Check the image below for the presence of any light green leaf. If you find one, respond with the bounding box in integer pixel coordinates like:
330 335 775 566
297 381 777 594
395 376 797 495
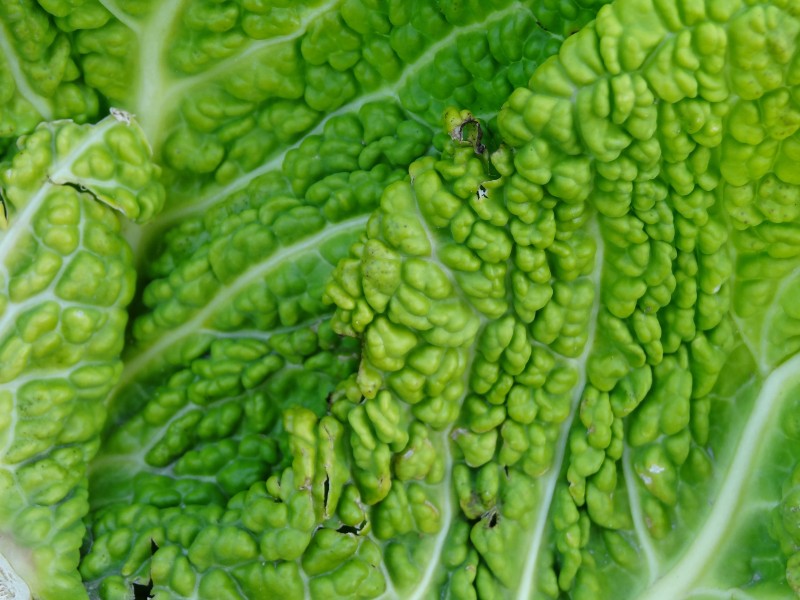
0 113 162 600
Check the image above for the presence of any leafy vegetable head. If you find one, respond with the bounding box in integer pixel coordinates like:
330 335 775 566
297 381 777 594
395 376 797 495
1 1 799 599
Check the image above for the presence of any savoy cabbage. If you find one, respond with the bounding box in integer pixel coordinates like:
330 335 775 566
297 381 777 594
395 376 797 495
1 0 800 599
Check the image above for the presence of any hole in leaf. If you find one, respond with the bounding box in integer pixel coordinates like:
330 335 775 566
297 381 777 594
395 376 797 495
323 475 331 512
337 520 366 535
132 580 154 600
457 117 485 154
488 512 499 528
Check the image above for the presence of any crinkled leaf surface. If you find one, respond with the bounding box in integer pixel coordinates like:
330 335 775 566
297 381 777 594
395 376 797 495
70 1 609 599
0 0 99 150
1 0 799 599
0 114 162 599
83 0 603 410
328 0 800 598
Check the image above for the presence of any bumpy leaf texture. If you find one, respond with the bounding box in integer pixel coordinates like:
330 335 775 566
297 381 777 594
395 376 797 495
0 0 799 599
0 114 163 598
329 1 800 598
61 2 604 599
0 0 99 150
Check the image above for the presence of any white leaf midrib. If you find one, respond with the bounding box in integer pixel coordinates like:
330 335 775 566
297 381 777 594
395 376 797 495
0 549 30 600
0 118 118 340
113 214 370 394
133 0 186 140
0 24 52 120
154 0 541 224
622 444 660 583
516 219 605 600
642 352 800 599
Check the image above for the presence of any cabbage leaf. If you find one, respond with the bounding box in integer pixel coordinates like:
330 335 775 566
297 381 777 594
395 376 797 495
1 1 799 599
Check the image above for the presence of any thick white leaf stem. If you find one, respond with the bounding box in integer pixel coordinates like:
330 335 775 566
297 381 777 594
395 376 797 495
644 352 800 599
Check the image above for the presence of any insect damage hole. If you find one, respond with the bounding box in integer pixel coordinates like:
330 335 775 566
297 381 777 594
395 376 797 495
323 474 331 513
337 521 367 535
132 580 154 600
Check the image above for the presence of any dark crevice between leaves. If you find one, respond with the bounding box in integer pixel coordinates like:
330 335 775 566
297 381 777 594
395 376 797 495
49 177 128 223
50 177 92 197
